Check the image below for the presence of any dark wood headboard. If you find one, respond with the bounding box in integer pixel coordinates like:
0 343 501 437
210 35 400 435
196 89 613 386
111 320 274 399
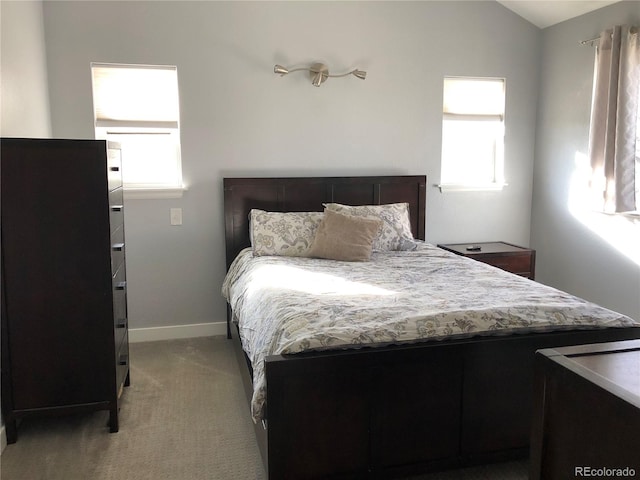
223 175 427 268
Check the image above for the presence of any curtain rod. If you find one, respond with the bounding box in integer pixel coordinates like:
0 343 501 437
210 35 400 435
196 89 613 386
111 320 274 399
580 36 599 46
580 26 637 46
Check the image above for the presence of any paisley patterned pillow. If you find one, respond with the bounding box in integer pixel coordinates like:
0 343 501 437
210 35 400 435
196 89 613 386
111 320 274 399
249 209 324 257
323 202 414 251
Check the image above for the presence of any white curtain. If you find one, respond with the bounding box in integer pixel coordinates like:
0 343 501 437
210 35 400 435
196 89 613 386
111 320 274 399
588 25 640 213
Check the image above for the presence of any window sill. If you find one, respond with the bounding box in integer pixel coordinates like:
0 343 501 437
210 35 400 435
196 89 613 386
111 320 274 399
608 211 640 223
123 186 187 200
436 183 507 193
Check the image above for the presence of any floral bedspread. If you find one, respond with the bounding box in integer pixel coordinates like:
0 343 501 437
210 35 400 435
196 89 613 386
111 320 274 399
222 242 638 422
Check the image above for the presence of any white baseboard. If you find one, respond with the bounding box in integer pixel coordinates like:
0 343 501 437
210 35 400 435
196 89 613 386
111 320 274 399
128 321 227 343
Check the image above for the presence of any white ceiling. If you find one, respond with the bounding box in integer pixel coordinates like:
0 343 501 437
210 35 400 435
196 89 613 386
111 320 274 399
496 0 622 29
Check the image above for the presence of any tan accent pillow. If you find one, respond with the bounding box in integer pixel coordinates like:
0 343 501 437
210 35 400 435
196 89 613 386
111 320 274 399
323 202 415 251
307 209 382 262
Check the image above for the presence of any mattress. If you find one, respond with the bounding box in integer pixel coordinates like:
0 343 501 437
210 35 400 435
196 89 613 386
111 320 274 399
222 242 638 422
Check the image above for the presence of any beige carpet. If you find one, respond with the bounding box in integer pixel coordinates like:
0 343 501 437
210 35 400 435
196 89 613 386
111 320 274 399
0 337 528 480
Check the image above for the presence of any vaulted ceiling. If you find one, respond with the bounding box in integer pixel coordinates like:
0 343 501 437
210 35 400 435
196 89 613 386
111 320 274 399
496 0 621 29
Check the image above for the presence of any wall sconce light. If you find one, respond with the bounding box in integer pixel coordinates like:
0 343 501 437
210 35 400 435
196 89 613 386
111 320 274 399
274 63 367 87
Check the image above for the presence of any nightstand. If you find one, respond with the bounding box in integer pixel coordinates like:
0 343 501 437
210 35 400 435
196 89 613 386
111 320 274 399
437 241 536 280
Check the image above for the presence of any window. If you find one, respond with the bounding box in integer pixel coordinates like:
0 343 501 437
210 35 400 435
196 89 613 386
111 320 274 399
91 63 183 198
439 77 506 192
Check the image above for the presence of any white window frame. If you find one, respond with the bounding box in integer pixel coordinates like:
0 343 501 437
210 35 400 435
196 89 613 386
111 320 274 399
91 63 185 199
439 76 506 192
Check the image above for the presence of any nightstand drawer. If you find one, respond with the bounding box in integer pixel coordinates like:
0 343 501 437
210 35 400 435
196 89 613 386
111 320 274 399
437 242 536 280
479 254 532 276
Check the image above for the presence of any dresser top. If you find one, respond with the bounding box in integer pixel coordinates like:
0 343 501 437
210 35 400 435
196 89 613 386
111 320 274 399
540 339 640 403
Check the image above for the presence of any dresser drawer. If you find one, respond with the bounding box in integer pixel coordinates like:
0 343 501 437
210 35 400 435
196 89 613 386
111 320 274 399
114 314 128 359
109 188 124 235
113 266 127 349
112 263 126 293
107 148 122 191
111 227 125 274
116 333 130 396
112 262 127 301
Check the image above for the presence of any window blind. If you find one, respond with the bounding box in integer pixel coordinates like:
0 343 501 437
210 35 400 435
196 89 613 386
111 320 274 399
443 77 505 118
91 64 179 128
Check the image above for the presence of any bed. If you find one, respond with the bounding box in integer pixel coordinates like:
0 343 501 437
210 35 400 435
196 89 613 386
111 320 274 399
222 175 640 479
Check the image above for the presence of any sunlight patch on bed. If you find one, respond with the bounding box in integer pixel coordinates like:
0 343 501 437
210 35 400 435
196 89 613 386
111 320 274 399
569 151 640 266
246 264 397 296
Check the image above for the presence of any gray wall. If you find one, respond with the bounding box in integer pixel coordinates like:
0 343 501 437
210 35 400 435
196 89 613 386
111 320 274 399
0 0 53 450
41 1 541 332
532 0 640 320
1 0 51 137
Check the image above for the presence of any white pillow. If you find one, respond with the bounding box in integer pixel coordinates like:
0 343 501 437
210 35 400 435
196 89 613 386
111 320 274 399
323 203 415 251
249 209 324 257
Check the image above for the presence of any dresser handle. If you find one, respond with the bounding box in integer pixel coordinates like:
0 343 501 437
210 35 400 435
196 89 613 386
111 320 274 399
112 243 125 251
118 355 128 366
110 166 120 172
111 205 123 212
116 319 127 329
115 281 126 291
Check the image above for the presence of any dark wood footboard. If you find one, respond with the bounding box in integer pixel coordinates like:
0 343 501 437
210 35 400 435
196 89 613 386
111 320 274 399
253 327 640 479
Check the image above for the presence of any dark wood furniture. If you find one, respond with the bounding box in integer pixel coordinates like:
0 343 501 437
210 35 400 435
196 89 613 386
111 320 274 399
223 175 640 479
438 241 536 279
223 176 426 268
1 138 130 443
530 340 640 480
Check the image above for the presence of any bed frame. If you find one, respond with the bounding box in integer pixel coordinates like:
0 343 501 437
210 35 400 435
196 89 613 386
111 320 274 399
223 175 640 479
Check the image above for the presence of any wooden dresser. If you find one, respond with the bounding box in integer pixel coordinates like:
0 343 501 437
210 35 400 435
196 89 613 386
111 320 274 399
530 340 640 479
1 138 130 443
438 241 536 279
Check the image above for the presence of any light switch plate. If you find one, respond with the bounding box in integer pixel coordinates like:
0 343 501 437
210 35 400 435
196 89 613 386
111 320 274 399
170 208 182 226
